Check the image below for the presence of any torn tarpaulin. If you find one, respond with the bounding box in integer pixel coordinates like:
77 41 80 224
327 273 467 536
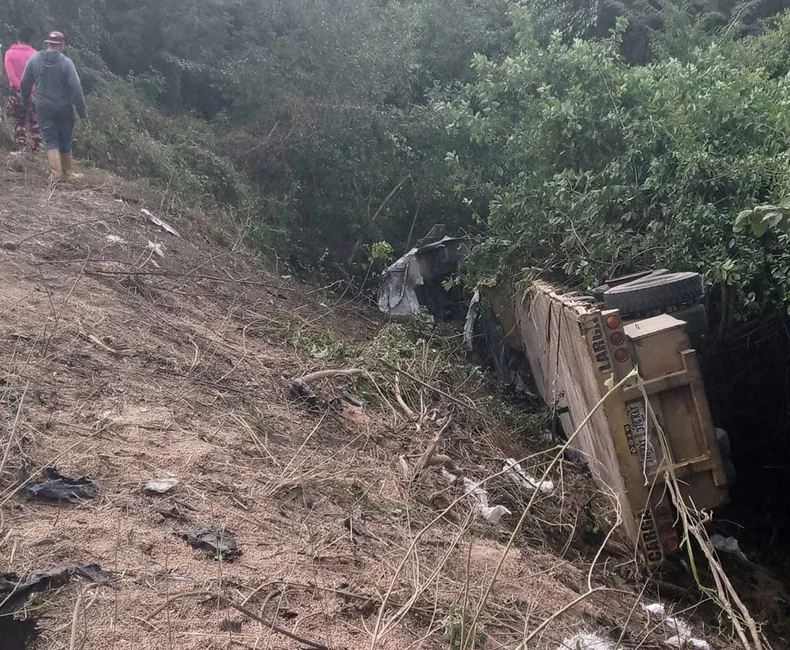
176 526 240 561
0 564 113 650
23 468 98 502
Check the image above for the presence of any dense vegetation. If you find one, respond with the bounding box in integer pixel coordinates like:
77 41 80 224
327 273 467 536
3 0 790 328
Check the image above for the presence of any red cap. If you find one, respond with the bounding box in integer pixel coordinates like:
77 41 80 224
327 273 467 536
44 31 65 45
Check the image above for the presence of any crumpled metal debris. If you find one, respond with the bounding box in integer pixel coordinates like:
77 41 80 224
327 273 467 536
377 235 473 318
176 526 240 561
23 468 98 502
0 564 113 650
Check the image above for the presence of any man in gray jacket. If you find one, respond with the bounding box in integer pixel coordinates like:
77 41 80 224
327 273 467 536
20 30 87 179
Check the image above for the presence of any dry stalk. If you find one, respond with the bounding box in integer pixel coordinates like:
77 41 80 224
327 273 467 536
298 368 364 383
146 590 329 649
367 447 552 650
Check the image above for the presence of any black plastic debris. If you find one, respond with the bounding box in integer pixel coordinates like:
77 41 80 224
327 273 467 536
288 377 328 411
23 468 98 502
176 526 240 561
0 564 113 650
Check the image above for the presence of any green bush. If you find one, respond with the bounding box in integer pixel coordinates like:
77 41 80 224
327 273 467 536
440 14 790 323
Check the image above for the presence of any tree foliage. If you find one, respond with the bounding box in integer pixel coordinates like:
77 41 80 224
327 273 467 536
440 12 790 322
4 0 790 321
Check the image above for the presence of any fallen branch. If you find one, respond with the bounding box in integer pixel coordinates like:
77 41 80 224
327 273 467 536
393 373 416 419
413 416 454 475
382 362 480 413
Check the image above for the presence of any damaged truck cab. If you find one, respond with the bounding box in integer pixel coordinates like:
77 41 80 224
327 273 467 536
485 278 730 567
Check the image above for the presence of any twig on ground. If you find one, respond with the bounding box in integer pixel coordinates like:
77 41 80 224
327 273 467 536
382 361 480 413
146 589 329 649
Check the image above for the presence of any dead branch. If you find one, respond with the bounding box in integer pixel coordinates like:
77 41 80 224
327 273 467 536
146 590 329 650
414 416 454 475
393 373 416 419
382 361 480 413
298 368 364 383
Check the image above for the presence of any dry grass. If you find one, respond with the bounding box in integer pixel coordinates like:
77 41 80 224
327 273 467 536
0 154 741 650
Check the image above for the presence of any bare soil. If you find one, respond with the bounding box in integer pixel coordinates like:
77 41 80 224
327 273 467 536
0 154 740 650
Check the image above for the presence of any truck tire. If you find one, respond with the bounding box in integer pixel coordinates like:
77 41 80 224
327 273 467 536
603 272 703 316
592 269 668 302
715 427 731 458
672 303 708 337
723 457 737 486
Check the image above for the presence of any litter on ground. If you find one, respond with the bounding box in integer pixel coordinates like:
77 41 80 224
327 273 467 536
141 208 181 238
504 457 555 493
0 564 113 650
144 477 179 494
556 632 613 650
176 526 241 561
462 476 511 524
23 467 98 502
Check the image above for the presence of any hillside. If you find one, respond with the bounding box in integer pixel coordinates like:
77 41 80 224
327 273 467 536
0 157 752 650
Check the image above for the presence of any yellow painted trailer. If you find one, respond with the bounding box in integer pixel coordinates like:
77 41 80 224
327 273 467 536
485 279 730 566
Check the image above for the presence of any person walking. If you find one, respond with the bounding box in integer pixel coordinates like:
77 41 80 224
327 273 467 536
4 26 42 153
20 30 87 179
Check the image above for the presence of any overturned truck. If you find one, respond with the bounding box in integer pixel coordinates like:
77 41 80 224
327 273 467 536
483 272 732 566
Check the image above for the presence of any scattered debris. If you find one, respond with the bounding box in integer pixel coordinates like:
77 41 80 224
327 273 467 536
710 533 750 564
556 633 613 650
288 369 365 413
105 234 126 245
378 235 473 318
0 564 113 650
23 467 98 502
176 526 240 561
288 376 326 410
141 208 181 238
147 240 166 258
462 476 511 525
342 390 363 407
503 458 554 493
641 602 711 650
144 477 179 494
2 240 19 251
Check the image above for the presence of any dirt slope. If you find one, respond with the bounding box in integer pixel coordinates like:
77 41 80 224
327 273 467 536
0 156 736 650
